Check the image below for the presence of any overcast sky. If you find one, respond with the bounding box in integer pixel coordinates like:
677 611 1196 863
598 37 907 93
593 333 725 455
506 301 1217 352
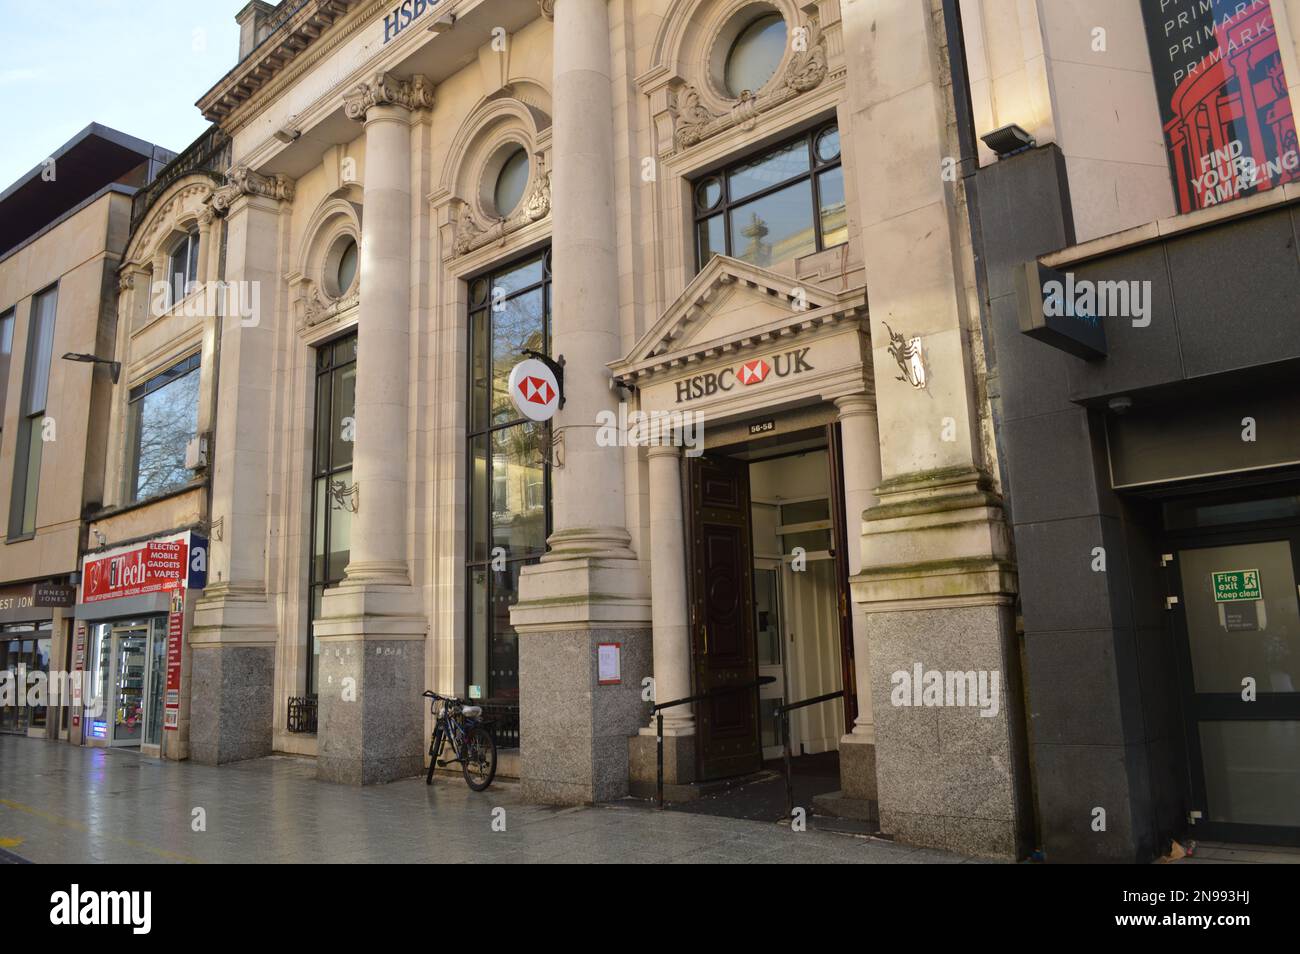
0 0 246 187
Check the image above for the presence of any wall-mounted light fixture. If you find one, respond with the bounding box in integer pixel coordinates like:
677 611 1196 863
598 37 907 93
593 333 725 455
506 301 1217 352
980 123 1036 159
61 352 121 384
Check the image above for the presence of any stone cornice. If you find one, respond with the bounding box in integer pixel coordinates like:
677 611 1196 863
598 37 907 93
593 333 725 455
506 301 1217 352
209 165 297 215
342 71 436 121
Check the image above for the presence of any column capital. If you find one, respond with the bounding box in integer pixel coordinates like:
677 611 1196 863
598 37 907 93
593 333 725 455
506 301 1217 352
342 71 435 122
835 391 877 418
209 165 296 216
538 0 554 20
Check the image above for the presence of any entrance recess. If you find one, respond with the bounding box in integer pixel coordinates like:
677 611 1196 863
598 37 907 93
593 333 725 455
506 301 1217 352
87 619 167 748
1165 490 1300 846
687 427 853 783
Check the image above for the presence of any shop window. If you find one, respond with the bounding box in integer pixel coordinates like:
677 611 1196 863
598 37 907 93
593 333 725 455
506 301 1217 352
0 621 52 734
126 353 201 503
8 285 58 539
724 12 787 97
307 332 357 695
694 122 845 271
167 228 201 309
466 249 551 713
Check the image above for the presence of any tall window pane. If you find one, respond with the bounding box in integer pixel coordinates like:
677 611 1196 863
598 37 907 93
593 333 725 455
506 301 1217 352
466 249 551 714
129 354 200 502
307 331 357 696
10 286 59 537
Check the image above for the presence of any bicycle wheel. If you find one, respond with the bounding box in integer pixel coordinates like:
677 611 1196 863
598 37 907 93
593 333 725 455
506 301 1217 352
461 724 497 791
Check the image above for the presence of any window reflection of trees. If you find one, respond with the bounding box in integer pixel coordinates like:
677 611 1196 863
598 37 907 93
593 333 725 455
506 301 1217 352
131 360 200 501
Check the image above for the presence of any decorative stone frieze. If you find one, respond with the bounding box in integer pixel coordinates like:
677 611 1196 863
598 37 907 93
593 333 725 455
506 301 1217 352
298 278 361 333
342 71 435 122
672 19 828 152
450 168 552 257
209 165 296 215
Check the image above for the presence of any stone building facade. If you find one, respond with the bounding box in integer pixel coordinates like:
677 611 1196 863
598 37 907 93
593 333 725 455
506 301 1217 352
18 0 1299 863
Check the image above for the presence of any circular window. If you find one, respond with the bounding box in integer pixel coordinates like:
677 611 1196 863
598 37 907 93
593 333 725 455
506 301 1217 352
695 176 723 212
335 238 359 295
724 13 787 97
815 125 841 163
493 148 530 216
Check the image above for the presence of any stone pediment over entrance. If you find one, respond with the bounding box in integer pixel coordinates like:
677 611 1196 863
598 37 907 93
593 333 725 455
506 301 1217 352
612 255 867 383
612 256 870 424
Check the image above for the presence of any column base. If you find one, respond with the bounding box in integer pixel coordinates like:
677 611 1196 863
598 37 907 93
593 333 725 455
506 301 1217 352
851 468 1031 860
838 734 878 803
188 644 274 765
628 731 695 788
189 583 277 766
315 581 427 786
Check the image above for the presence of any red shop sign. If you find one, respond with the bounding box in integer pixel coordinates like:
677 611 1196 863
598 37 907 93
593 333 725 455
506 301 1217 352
81 540 189 604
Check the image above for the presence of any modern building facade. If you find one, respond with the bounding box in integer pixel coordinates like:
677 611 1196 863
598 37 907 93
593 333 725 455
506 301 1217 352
9 0 1297 864
0 125 174 745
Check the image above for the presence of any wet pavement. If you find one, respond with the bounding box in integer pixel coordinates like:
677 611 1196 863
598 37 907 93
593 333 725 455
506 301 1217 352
0 735 975 864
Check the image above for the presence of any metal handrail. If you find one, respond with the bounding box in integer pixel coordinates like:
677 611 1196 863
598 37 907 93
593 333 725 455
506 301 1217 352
651 676 776 808
776 689 845 819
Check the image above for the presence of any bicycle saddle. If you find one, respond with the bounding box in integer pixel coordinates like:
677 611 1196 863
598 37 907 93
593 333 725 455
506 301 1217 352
461 706 482 718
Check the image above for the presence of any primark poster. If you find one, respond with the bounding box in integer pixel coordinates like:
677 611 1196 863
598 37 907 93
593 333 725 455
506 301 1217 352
1142 0 1299 212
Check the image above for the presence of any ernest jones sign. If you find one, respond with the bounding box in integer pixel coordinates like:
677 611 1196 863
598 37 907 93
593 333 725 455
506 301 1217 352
1142 0 1299 213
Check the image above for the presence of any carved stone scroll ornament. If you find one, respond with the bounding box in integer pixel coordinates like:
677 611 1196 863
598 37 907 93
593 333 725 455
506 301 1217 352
671 19 828 153
299 277 361 332
538 0 554 20
451 169 552 257
342 71 435 122
209 165 296 215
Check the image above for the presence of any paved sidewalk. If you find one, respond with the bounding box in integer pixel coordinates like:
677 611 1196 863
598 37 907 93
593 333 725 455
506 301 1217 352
0 735 976 864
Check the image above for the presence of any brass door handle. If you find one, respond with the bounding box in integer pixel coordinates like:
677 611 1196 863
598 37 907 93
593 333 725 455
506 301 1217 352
702 624 709 655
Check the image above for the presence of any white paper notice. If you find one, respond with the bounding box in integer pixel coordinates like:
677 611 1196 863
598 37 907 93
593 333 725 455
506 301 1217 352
597 643 621 685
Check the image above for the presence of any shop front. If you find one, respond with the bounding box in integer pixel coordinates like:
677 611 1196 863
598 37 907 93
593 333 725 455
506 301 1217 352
0 582 76 737
73 531 207 758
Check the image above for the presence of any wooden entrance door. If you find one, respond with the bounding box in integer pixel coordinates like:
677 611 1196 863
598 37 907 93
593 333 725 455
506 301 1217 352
688 455 762 780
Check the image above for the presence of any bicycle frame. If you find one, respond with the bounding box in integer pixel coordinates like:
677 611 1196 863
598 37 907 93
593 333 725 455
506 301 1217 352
428 696 482 767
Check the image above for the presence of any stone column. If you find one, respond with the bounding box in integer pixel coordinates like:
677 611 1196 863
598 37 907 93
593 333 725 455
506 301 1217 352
840 0 1030 858
833 392 882 814
628 444 693 790
512 0 652 804
312 73 434 785
189 168 294 765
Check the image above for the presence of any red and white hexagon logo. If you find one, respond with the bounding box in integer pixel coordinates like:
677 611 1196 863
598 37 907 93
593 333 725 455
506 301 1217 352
508 358 560 422
738 359 770 386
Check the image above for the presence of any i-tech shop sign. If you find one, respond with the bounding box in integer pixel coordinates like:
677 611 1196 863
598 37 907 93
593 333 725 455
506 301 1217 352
674 348 813 403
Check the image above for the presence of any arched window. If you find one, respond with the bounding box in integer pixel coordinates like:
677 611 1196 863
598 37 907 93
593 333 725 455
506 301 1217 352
168 229 200 308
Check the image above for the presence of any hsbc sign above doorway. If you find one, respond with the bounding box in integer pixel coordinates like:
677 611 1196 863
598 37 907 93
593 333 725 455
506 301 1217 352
508 358 561 422
674 348 813 404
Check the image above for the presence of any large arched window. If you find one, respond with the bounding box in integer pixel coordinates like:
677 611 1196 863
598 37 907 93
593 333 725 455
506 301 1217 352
465 248 552 742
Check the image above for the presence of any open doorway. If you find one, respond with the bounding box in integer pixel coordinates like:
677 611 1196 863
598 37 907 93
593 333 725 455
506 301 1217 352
686 426 854 795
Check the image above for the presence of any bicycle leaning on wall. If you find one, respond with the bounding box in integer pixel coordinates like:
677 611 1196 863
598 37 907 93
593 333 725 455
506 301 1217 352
422 690 497 791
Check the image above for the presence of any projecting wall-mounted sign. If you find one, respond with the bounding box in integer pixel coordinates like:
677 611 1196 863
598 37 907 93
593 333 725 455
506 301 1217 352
1015 261 1108 360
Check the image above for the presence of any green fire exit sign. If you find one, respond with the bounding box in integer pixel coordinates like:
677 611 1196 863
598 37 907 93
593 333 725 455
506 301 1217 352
1212 569 1262 603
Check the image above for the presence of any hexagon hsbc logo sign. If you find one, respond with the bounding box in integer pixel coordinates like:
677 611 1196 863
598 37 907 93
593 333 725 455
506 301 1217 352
738 359 770 385
675 348 813 404
508 358 561 422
